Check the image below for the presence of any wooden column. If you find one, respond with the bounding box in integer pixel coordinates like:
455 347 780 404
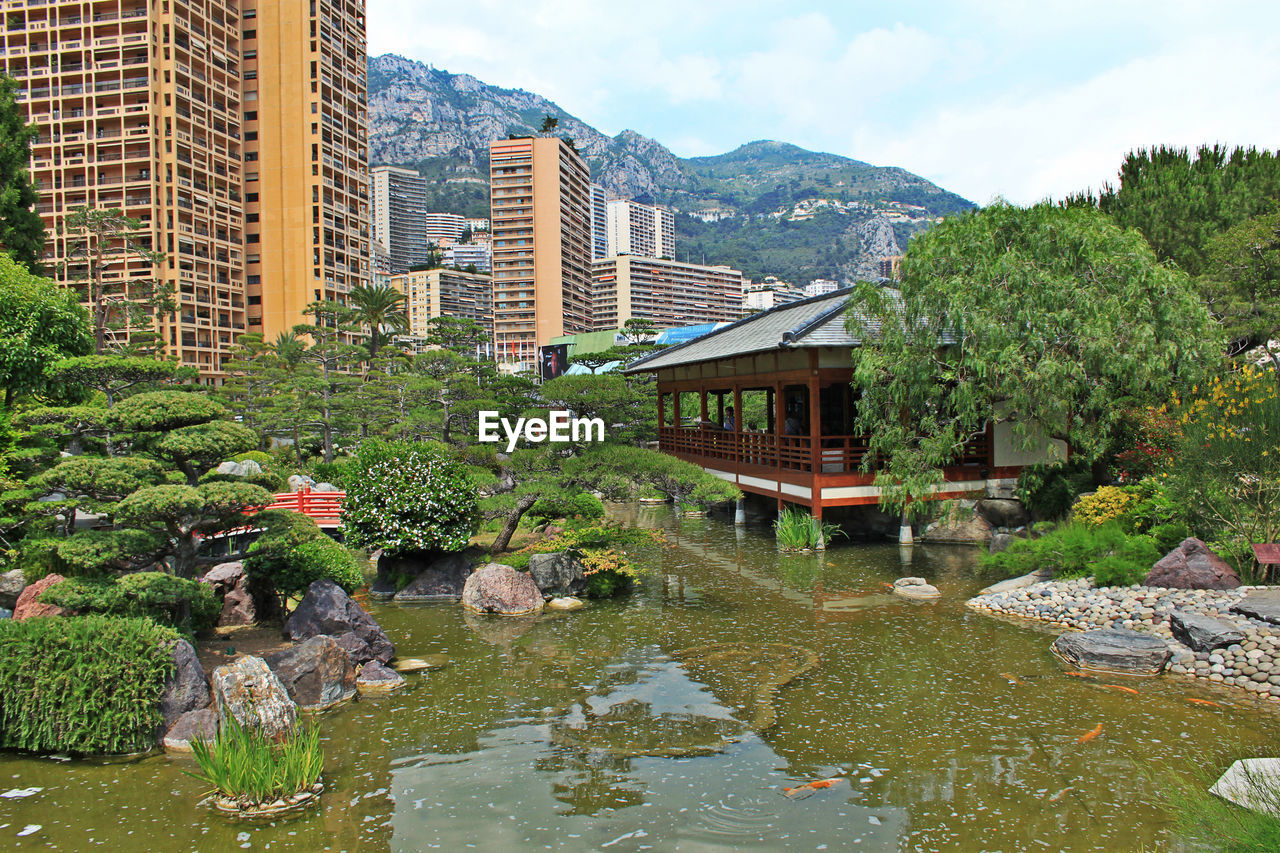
716 392 724 427
733 386 742 431
673 391 681 426
699 388 708 425
808 352 821 476
657 391 665 429
774 380 786 471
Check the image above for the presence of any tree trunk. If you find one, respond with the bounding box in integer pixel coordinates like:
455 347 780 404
492 494 537 553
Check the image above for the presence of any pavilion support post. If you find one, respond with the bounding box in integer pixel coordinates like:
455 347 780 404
898 508 914 545
700 388 708 426
812 501 826 550
734 498 746 525
716 393 724 428
657 392 665 430
808 354 821 474
774 381 786 471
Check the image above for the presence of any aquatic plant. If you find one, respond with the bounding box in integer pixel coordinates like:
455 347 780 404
186 716 323 808
0 615 176 754
1165 762 1280 852
774 507 842 551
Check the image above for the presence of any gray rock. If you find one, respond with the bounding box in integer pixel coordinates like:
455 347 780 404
210 656 297 739
979 569 1054 596
313 481 340 493
287 474 316 492
160 639 210 730
1211 758 1280 816
237 459 263 476
356 660 405 694
922 504 993 544
461 564 544 616
1051 628 1171 674
1232 591 1280 626
285 579 394 664
547 596 585 611
527 552 586 598
0 608 10 619
0 568 27 610
215 460 241 475
163 708 220 752
392 553 474 602
988 533 1016 554
976 499 1030 529
264 636 356 710
201 561 256 627
1170 610 1246 652
1145 538 1241 589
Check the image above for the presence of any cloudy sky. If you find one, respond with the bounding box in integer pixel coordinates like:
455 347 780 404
369 1 1280 205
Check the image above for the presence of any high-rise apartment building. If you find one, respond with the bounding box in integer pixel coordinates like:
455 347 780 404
371 165 426 273
243 0 369 339
592 256 743 330
606 199 674 259
443 242 491 272
3 0 369 379
489 136 592 370
589 183 608 260
805 279 839 297
389 267 493 357
423 212 466 246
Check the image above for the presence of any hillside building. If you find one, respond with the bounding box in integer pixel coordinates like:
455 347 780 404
590 183 608 260
371 166 428 273
423 211 468 246
443 242 491 272
606 199 675 259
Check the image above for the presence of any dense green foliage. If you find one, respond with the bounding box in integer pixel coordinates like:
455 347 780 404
0 615 177 754
850 202 1222 510
0 254 92 407
982 522 1160 587
187 716 324 805
343 440 478 556
0 74 47 271
1167 764 1280 853
243 509 362 604
521 521 661 599
38 572 219 635
528 492 605 524
1015 461 1096 520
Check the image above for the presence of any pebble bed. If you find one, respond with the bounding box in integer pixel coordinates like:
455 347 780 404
967 578 1280 703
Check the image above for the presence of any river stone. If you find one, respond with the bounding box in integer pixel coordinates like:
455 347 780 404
0 608 10 619
201 561 256 627
160 639 210 730
1231 591 1280 626
1170 610 1247 652
528 552 586 598
162 708 220 753
1145 538 1240 589
285 579 394 664
264 635 356 711
1211 758 1280 816
0 568 26 610
1051 628 1171 674
548 596 585 611
979 568 1054 596
393 655 449 673
356 660 405 695
892 577 941 600
976 499 1030 529
210 656 297 739
462 564 544 616
12 573 67 621
392 553 474 602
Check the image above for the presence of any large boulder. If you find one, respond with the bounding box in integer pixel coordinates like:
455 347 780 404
461 564 544 616
285 579 394 664
160 639 210 730
1231 590 1280 626
922 503 993 544
1144 538 1240 589
1051 628 1171 674
1169 610 1247 652
13 573 67 621
0 568 26 610
201 561 256 627
163 708 220 753
391 553 475 602
210 656 297 740
975 499 1030 529
264 635 356 711
527 552 586 599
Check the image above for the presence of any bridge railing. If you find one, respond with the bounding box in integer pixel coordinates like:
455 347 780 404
254 487 346 521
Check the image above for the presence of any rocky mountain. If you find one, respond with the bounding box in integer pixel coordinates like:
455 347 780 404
367 53 975 282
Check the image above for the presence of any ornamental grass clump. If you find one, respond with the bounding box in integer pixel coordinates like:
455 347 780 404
186 716 324 809
774 507 843 551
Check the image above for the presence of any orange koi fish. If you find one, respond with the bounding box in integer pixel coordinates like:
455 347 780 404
1064 671 1094 679
783 778 841 799
1186 698 1223 708
1000 672 1023 685
1103 685 1139 695
1076 723 1103 744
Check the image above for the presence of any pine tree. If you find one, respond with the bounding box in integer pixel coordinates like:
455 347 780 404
0 74 46 271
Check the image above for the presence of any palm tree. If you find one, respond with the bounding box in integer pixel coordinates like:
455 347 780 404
347 282 408 359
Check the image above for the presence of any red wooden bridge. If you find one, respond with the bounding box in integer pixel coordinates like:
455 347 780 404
255 487 346 528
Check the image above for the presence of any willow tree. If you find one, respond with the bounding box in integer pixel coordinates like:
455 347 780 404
849 201 1223 510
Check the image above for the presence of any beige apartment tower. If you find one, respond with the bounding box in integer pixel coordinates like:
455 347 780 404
489 136 592 370
389 267 493 356
2 0 368 379
592 256 744 329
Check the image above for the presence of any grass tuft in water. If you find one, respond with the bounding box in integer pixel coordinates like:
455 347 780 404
1165 762 1280 852
186 716 323 806
774 507 843 551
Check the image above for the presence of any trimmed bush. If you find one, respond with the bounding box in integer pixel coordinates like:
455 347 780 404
342 441 478 556
243 509 362 602
1072 486 1139 527
39 572 219 635
0 615 177 754
529 492 605 524
981 521 1159 585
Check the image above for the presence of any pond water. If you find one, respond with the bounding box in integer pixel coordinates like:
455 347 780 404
2 506 1278 852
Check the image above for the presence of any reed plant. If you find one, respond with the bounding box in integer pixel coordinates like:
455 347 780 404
774 507 843 551
186 716 324 806
1165 761 1280 852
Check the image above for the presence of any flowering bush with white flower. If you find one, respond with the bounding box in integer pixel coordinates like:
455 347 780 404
342 441 478 555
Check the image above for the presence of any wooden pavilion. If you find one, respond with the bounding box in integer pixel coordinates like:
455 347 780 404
622 288 1062 520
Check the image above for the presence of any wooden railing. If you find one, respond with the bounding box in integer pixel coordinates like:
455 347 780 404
658 426 991 474
254 487 345 521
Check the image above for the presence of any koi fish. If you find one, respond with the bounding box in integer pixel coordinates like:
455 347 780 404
1000 672 1023 685
1186 698 1223 708
783 779 841 799
1103 684 1139 695
1076 723 1103 744
1047 786 1075 803
1064 671 1094 679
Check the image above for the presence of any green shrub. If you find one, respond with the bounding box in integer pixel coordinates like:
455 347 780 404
244 509 361 602
528 492 605 524
774 507 844 551
342 441 478 556
1072 486 1140 527
519 521 661 597
231 450 273 467
39 572 219 635
0 615 177 754
1016 461 1094 520
187 715 323 806
981 521 1159 585
308 458 352 489
584 569 632 599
